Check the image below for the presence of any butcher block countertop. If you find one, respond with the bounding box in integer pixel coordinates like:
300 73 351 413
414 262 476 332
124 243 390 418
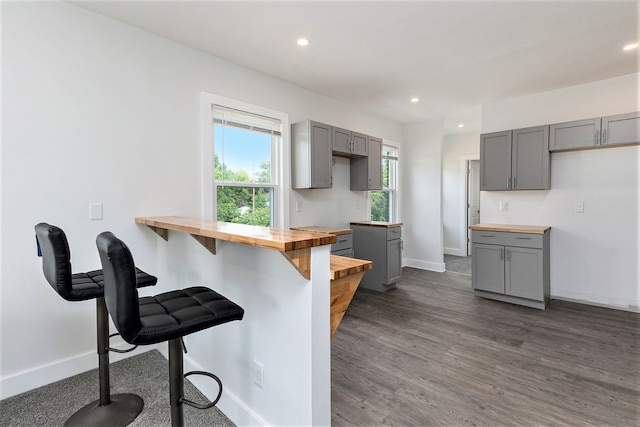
290 226 352 236
350 221 403 228
330 255 372 280
469 223 551 234
135 216 336 279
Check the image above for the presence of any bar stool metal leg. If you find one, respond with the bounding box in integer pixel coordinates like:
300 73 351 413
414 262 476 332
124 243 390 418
64 298 144 427
169 338 185 427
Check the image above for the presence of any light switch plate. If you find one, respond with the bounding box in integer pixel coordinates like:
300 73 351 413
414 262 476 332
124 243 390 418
575 202 584 213
90 203 103 220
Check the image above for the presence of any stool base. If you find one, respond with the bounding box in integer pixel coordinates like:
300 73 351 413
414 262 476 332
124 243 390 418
64 393 144 427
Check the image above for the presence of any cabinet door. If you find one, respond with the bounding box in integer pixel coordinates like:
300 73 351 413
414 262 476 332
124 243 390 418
351 132 369 156
367 136 382 190
309 121 333 188
472 243 505 293
602 112 640 147
332 127 352 155
480 131 511 190
505 247 543 301
549 118 601 151
386 239 402 284
512 126 550 190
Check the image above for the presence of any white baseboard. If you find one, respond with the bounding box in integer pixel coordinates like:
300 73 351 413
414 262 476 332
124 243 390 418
444 247 467 257
551 290 640 313
0 342 159 400
180 351 267 426
404 258 446 273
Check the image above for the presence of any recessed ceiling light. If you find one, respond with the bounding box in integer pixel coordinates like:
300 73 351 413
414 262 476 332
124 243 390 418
297 38 310 47
623 42 639 51
410 97 420 103
457 123 465 128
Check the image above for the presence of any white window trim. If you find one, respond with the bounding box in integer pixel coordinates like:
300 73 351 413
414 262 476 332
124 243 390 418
201 93 290 228
368 140 401 222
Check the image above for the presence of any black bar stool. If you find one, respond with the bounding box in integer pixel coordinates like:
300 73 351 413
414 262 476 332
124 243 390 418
96 231 244 427
34 223 157 426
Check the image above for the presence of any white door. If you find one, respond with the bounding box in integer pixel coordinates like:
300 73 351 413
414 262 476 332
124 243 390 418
467 160 480 255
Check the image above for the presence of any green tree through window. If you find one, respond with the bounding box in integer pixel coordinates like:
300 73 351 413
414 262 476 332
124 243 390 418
370 145 398 222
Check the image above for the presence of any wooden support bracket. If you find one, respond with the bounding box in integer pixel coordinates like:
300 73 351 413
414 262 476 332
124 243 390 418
147 226 168 241
281 248 311 280
190 234 217 255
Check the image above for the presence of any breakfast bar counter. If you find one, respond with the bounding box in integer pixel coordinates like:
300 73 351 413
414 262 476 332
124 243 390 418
135 216 336 279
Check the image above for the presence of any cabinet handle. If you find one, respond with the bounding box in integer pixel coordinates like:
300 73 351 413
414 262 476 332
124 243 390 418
513 177 517 188
603 129 607 145
338 238 348 243
594 130 599 145
506 249 511 262
480 234 494 237
500 248 504 260
516 237 531 240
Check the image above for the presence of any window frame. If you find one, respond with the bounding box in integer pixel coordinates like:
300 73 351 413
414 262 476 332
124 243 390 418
370 141 400 222
201 93 290 228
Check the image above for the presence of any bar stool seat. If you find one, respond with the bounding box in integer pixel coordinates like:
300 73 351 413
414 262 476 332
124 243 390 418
96 231 244 427
34 223 157 426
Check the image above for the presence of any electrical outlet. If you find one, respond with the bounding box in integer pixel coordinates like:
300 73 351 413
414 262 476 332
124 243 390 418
253 361 264 388
575 202 585 213
295 201 302 212
499 201 508 212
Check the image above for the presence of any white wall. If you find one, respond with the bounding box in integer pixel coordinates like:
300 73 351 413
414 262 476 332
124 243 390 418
402 120 446 272
442 133 480 256
1 1 402 422
481 73 640 310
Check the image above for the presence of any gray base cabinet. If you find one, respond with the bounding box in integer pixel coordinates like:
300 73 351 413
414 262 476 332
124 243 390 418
480 125 550 191
331 233 354 258
550 112 640 151
351 224 402 292
471 229 550 309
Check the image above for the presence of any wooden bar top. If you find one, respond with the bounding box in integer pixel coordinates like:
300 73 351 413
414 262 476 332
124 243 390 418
136 216 336 251
469 223 551 234
290 226 352 236
330 255 372 280
350 221 403 228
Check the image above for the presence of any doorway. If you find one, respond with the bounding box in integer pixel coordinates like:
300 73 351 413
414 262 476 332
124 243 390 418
466 159 480 255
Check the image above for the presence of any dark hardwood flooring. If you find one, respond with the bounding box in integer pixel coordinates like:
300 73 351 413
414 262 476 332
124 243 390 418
331 267 640 426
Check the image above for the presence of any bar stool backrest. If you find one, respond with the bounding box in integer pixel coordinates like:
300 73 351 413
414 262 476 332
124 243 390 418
35 223 74 300
96 231 143 343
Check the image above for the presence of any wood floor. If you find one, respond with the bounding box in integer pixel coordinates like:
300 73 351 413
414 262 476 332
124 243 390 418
331 267 640 426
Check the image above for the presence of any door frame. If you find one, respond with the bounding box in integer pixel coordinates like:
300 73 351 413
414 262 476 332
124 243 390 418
461 155 480 256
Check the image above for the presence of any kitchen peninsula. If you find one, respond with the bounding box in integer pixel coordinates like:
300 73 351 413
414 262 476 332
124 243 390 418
134 216 336 425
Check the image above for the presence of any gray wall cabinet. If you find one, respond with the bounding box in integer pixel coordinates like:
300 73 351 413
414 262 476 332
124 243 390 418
480 125 550 191
291 120 332 189
471 229 550 309
332 127 368 157
351 224 402 292
550 112 640 151
350 136 382 190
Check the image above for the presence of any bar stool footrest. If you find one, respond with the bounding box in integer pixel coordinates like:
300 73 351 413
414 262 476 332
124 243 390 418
108 332 138 353
181 371 222 409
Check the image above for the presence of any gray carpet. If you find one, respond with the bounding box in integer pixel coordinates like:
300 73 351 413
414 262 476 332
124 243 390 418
0 350 235 427
444 254 472 275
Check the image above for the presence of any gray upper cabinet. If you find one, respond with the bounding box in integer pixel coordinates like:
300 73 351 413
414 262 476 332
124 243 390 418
480 126 549 191
549 118 602 151
550 112 639 151
602 112 640 147
480 131 512 191
350 136 382 190
291 120 332 189
332 126 368 157
512 126 550 190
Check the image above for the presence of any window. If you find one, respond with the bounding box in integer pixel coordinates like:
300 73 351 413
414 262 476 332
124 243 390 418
371 144 399 222
210 103 282 227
